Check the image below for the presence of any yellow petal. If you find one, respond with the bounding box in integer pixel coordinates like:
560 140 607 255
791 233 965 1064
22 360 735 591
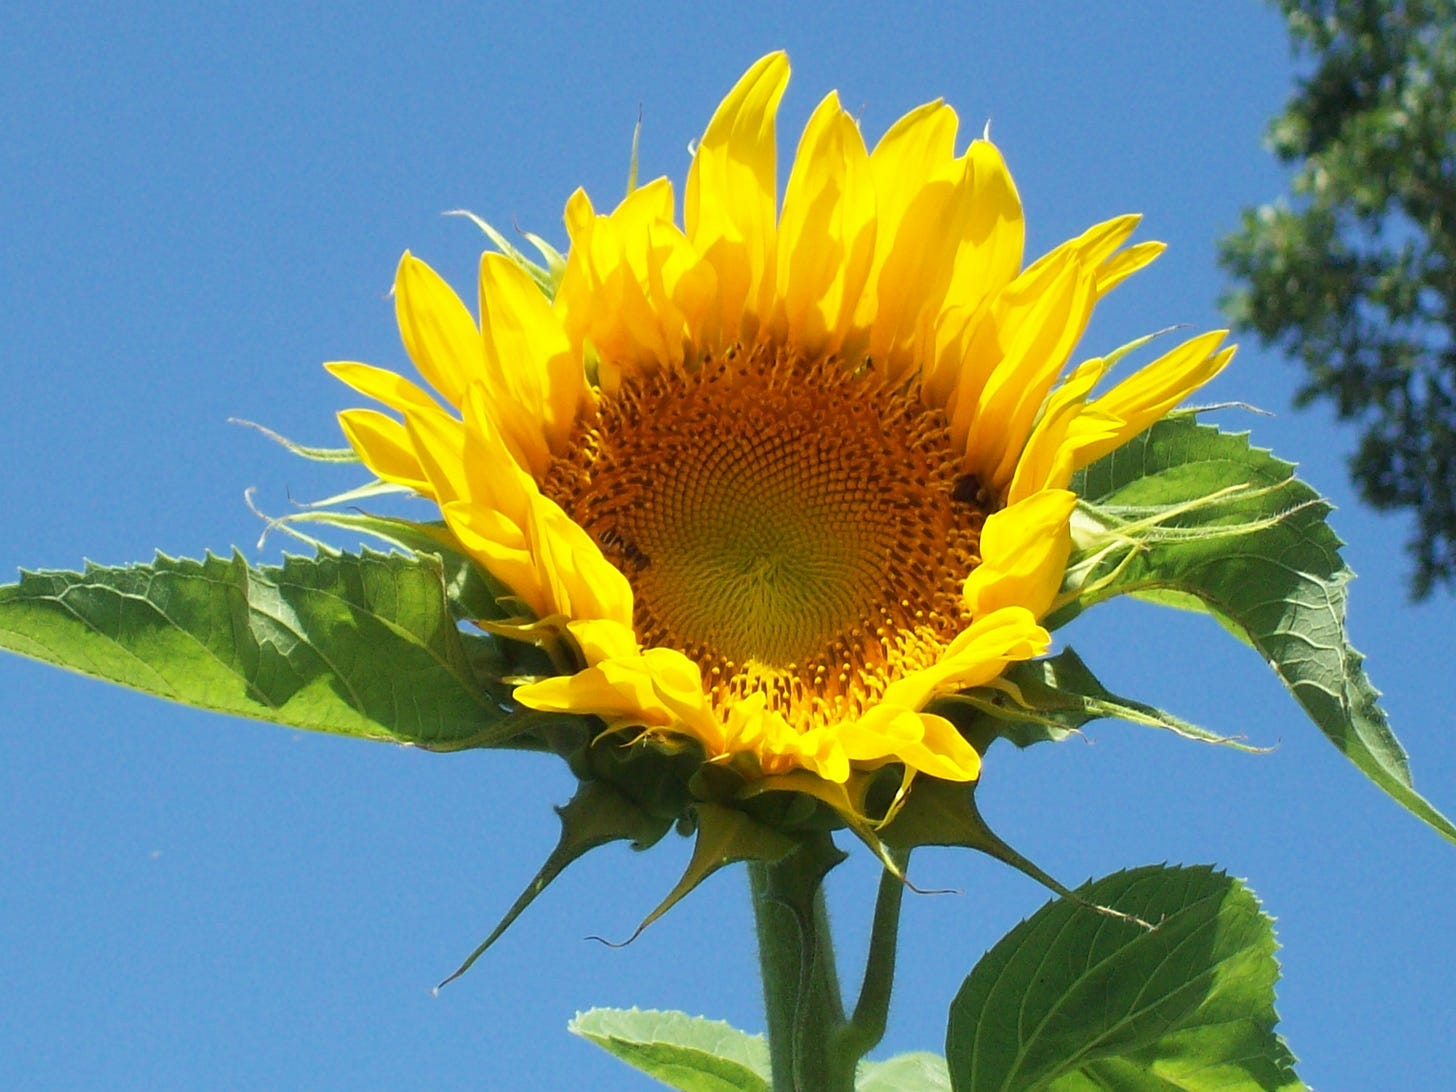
867 100 959 241
854 101 964 375
1069 331 1235 470
684 51 790 343
563 186 596 245
514 657 666 726
336 408 431 494
442 500 541 614
556 180 692 375
840 707 982 782
478 251 584 475
325 359 445 418
438 385 633 627
741 717 851 783
565 617 642 664
925 139 1026 400
1097 240 1164 295
962 490 1077 620
400 389 473 504
931 139 1025 331
456 383 534 519
952 256 1096 488
605 181 698 369
517 621 725 751
774 91 876 356
403 394 540 612
394 252 482 407
956 139 1026 298
527 492 635 628
791 731 851 784
1006 355 1117 502
880 606 1050 711
1021 213 1140 286
909 713 984 780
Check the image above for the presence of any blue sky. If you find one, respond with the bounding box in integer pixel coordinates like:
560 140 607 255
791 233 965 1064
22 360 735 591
3 3 1453 1089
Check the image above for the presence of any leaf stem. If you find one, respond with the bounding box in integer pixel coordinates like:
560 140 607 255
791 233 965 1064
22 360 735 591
835 847 908 1065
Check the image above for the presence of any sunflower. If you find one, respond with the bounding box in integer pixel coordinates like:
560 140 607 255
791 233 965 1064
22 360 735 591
327 52 1232 802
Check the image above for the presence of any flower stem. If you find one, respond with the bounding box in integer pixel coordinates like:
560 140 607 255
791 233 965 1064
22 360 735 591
748 833 851 1092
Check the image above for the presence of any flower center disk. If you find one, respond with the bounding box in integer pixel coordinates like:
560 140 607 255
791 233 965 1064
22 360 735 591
545 346 987 731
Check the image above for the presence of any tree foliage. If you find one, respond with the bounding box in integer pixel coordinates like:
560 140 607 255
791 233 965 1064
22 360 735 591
1220 0 1456 597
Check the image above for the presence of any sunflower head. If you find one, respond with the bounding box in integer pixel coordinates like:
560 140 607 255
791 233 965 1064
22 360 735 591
329 51 1232 830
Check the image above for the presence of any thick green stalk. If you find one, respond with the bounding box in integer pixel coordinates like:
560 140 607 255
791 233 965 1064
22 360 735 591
748 833 851 1092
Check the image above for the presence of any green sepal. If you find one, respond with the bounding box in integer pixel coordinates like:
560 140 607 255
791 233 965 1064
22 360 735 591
230 416 362 463
945 864 1304 1092
612 802 799 946
0 550 518 748
738 769 912 882
437 781 672 989
568 1008 772 1092
583 734 706 823
941 647 1266 754
692 761 874 836
1065 414 1456 845
880 778 1147 928
626 114 642 195
855 1052 951 1091
445 208 563 298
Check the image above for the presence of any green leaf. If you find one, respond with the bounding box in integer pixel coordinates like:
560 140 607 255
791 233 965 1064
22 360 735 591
0 550 518 748
438 781 671 988
569 1008 772 1092
856 1052 951 1091
250 510 514 623
944 647 1263 755
1067 414 1456 845
945 864 1303 1092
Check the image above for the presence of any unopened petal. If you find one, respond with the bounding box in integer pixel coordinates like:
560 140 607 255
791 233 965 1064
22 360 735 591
963 490 1078 620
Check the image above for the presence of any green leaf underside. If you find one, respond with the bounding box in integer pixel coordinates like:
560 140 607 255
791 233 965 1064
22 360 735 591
946 865 1303 1092
571 1010 951 1092
950 648 1263 754
438 782 670 988
0 550 516 748
856 1052 952 1090
1069 415 1456 845
569 1008 772 1092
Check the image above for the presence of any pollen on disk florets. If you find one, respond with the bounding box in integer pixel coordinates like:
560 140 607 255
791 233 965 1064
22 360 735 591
542 344 991 733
